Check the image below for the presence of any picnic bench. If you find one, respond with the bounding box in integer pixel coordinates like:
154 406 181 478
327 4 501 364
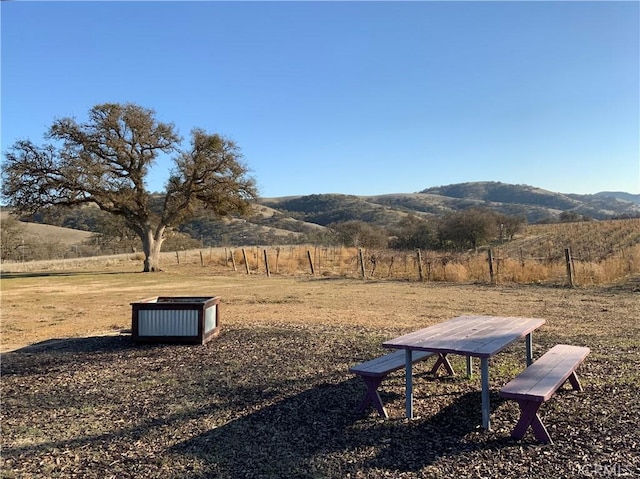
349 349 454 418
499 344 590 444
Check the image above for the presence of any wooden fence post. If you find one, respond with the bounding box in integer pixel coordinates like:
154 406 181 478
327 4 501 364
275 247 281 274
565 247 575 287
416 249 424 281
242 248 250 275
200 251 204 267
387 256 395 278
488 249 495 285
307 250 315 275
263 249 271 277
358 248 366 279
175 251 180 264
231 249 237 272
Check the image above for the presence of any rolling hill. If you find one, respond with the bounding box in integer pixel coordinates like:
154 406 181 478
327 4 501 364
0 209 93 245
260 182 640 227
3 182 639 251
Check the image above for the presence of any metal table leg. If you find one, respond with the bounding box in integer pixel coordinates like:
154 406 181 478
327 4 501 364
526 333 533 366
405 349 413 419
481 357 490 429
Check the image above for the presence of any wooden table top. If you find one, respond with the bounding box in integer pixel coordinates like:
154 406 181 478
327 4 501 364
382 315 546 358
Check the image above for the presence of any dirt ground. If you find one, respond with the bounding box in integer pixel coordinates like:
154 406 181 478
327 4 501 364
1 263 639 478
2 260 638 352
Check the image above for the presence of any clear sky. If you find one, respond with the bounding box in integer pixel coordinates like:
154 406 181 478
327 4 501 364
2 1 639 198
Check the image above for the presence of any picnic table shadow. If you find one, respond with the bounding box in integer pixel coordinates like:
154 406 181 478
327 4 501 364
170 378 511 478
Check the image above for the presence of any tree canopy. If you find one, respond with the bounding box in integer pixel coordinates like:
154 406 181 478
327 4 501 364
1 103 258 271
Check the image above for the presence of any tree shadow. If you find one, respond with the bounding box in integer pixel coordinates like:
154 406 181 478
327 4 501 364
3 333 134 354
1 333 170 377
1 270 140 279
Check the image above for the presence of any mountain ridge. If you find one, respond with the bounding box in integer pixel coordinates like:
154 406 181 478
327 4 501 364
260 181 640 226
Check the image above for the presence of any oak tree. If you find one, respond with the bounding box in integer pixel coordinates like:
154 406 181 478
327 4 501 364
1 103 257 271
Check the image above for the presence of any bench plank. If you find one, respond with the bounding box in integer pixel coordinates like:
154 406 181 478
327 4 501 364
349 350 434 378
499 344 590 443
500 344 590 402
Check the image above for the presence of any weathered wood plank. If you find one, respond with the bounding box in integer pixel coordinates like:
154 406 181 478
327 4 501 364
383 316 546 357
500 344 589 443
349 350 434 377
500 344 590 401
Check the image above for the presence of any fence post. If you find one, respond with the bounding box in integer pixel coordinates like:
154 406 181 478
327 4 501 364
230 249 237 272
565 247 575 287
175 251 180 264
387 256 395 278
263 249 271 277
358 248 366 279
242 248 250 275
200 251 204 267
488 249 495 285
307 250 315 275
416 249 424 281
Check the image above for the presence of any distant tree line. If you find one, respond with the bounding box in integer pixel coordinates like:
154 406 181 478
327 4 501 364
3 205 527 261
328 208 525 251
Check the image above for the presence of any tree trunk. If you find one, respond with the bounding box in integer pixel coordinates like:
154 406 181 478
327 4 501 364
141 226 165 272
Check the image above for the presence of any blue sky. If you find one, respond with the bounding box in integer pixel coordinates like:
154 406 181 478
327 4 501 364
2 1 639 197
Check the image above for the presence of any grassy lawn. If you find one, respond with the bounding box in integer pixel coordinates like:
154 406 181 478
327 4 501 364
1 263 639 478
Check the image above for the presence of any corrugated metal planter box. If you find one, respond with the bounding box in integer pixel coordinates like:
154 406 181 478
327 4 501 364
131 296 221 345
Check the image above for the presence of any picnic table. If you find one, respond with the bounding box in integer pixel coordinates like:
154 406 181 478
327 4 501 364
382 315 546 430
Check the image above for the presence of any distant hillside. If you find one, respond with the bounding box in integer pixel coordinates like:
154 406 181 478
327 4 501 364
420 182 580 210
0 209 93 246
259 182 639 229
260 194 407 227
592 191 640 204
4 182 639 250
413 182 640 222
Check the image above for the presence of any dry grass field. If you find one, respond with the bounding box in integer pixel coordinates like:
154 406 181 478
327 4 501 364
1 257 639 478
